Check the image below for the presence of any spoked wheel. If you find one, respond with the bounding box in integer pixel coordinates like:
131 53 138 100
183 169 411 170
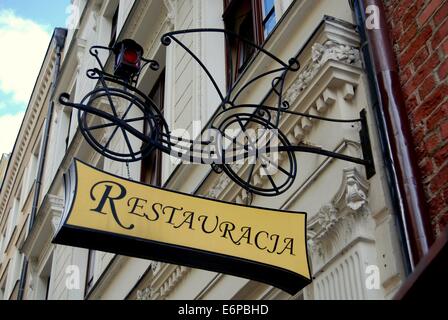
217 112 297 197
78 87 161 162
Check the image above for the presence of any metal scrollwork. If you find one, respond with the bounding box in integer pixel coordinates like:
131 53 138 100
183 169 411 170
59 29 375 197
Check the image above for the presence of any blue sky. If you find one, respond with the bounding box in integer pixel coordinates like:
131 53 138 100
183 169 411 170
0 0 70 154
0 0 70 30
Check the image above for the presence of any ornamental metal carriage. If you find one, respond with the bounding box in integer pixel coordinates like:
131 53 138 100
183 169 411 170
59 29 374 197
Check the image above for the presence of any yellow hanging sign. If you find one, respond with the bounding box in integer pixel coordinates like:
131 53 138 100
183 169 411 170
53 159 311 294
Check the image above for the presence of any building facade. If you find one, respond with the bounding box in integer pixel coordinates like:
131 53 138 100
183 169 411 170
0 0 445 300
0 154 9 188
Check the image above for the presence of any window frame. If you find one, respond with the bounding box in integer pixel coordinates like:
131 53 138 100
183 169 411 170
261 0 277 38
223 0 280 83
140 71 165 187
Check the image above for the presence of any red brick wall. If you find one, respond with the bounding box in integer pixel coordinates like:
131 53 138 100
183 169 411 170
383 0 448 237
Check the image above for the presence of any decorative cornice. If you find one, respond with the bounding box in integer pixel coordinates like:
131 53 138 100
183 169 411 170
136 287 152 300
137 263 190 300
0 42 58 218
151 261 162 274
158 265 190 299
284 39 361 106
21 194 64 258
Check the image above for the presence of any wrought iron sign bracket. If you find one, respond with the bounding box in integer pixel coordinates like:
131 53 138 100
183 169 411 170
58 28 376 197
280 109 375 180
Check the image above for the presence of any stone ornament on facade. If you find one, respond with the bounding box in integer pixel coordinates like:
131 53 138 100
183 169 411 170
206 172 231 200
345 176 368 212
284 40 361 105
334 168 370 215
307 168 371 262
136 263 191 300
317 204 339 236
207 162 244 201
136 287 153 300
151 261 162 274
47 195 64 233
138 265 190 300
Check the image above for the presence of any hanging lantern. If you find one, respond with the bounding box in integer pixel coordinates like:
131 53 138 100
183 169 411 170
113 39 144 81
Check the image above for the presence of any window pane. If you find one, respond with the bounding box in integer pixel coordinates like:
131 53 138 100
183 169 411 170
263 13 276 38
263 0 275 17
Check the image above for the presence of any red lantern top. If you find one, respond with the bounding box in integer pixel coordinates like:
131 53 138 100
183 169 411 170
113 39 144 81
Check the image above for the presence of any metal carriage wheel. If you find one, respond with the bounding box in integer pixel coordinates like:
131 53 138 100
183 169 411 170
217 112 297 197
78 87 163 162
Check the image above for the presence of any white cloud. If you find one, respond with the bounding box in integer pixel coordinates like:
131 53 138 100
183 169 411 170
0 10 51 104
0 112 24 155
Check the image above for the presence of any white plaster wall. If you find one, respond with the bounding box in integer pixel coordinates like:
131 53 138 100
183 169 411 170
162 0 225 182
48 245 87 300
94 258 150 300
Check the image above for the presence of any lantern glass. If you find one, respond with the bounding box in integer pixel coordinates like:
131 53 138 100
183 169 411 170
113 39 144 81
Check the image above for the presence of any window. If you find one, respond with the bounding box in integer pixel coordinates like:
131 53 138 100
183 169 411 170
5 198 19 247
141 71 165 186
0 233 4 260
109 6 119 48
85 249 96 295
262 0 276 38
223 0 281 81
36 255 52 300
12 252 23 292
4 250 22 299
22 138 40 200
